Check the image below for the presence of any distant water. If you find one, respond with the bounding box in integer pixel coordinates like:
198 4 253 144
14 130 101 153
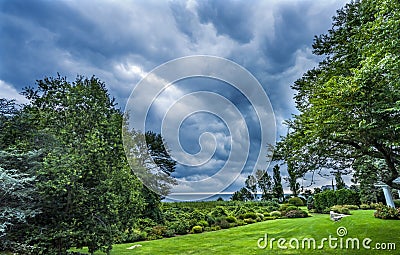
163 193 264 202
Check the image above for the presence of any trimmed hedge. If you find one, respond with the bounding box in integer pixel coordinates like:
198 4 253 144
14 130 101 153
314 189 360 213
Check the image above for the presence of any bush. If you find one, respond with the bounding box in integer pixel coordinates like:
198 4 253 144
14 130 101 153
225 215 237 223
285 205 298 212
307 196 314 210
151 225 167 238
191 225 203 233
263 212 270 217
210 226 221 231
343 205 359 210
263 216 276 220
285 210 309 218
238 212 257 220
331 205 351 215
197 220 209 228
266 205 279 212
170 221 189 235
210 206 228 217
322 207 331 214
288 197 304 207
215 217 230 229
279 204 288 211
374 203 400 220
270 211 281 217
394 200 400 208
360 204 371 210
314 189 360 213
244 218 256 224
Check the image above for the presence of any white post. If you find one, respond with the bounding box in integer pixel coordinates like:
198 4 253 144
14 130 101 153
382 186 395 208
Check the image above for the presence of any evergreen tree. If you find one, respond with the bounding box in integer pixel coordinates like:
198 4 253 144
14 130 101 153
272 165 284 202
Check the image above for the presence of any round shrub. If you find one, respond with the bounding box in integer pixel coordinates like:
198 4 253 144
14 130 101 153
288 197 304 206
286 205 298 212
263 212 270 217
238 212 257 220
270 211 281 217
244 218 256 224
215 218 231 229
331 205 351 215
191 225 203 233
374 203 400 219
360 204 371 210
343 205 359 210
285 210 308 218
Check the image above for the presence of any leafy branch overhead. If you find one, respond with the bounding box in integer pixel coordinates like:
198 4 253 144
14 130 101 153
275 0 400 189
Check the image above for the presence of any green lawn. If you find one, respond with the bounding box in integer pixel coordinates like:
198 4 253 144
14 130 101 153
75 210 399 255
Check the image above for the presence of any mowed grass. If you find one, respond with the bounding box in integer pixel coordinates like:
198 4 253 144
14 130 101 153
74 210 399 255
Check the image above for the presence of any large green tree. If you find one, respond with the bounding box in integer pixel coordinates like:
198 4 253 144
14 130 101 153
276 0 400 189
22 75 146 254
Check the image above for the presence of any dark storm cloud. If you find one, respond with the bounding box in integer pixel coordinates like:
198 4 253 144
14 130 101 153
196 0 254 44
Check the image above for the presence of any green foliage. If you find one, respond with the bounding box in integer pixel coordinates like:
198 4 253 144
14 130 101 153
306 196 314 210
210 206 228 218
2 75 150 254
270 211 281 217
360 204 372 210
334 172 346 190
243 218 255 224
197 220 209 228
191 226 203 233
374 203 400 220
288 197 304 207
255 169 272 200
314 189 360 213
0 151 42 252
231 187 253 201
342 204 359 210
284 210 309 218
244 175 257 200
238 212 257 220
272 165 284 202
275 0 400 191
331 205 351 215
225 216 237 223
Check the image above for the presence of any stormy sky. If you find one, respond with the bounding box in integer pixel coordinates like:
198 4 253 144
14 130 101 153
0 0 350 199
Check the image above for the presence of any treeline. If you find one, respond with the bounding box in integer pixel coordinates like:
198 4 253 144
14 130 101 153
0 75 173 254
231 165 284 202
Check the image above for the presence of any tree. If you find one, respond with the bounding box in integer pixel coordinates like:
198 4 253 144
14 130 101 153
275 0 400 190
255 169 272 200
245 175 257 200
0 150 41 251
231 187 253 202
272 165 284 202
285 162 300 196
21 75 146 254
334 171 346 190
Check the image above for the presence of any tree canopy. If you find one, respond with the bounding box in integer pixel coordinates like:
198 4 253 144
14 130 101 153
1 75 176 254
275 0 400 189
